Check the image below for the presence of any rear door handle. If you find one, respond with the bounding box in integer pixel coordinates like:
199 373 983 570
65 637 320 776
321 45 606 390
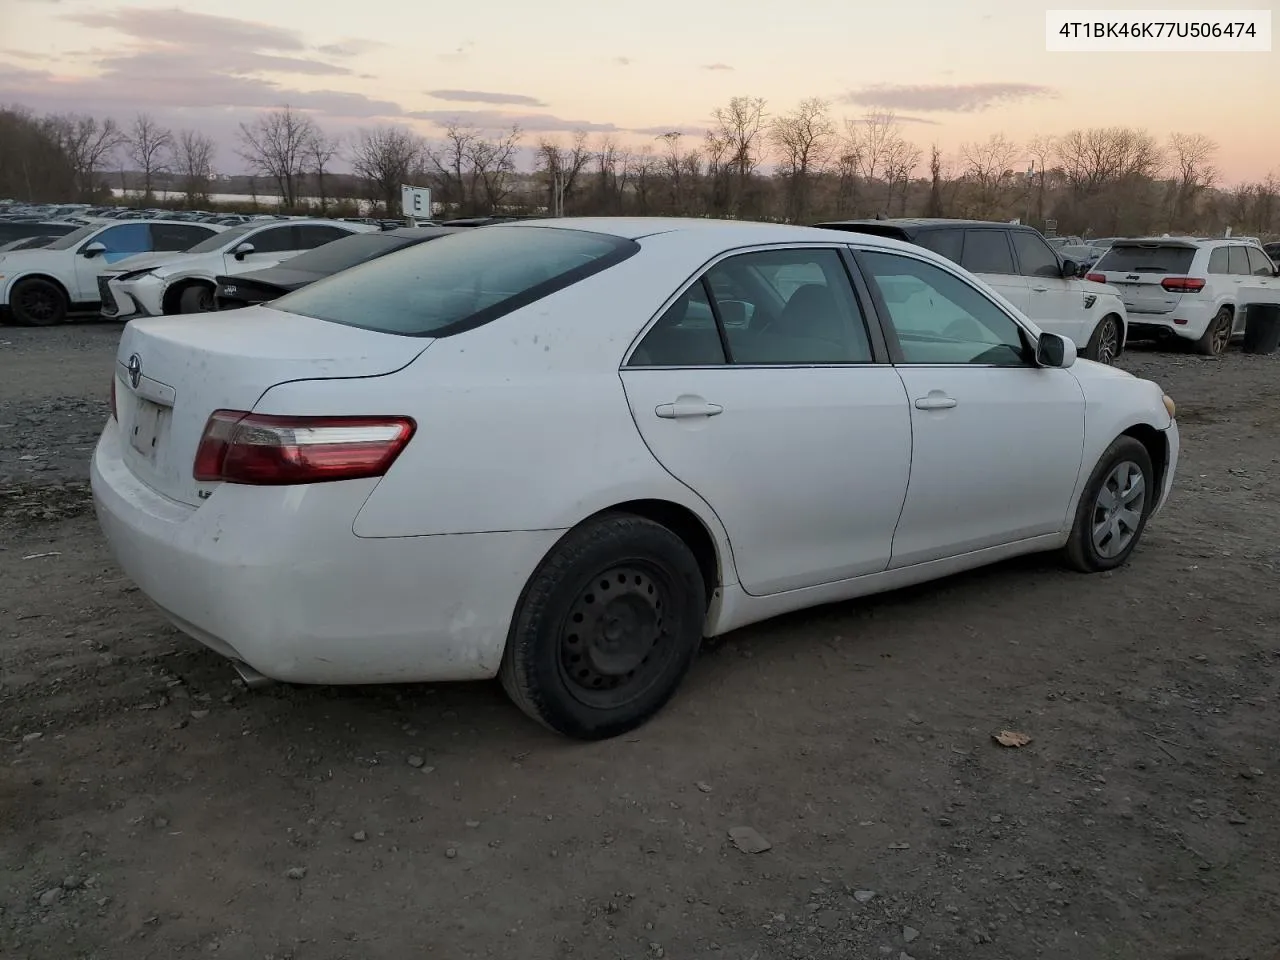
914 396 957 411
655 399 723 419
1031 285 1049 292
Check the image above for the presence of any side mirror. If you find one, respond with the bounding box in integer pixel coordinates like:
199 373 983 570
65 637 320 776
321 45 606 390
1036 332 1077 369
232 241 255 261
82 241 106 258
1060 258 1079 279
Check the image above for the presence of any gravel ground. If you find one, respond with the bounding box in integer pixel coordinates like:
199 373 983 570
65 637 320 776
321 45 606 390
2 322 1279 960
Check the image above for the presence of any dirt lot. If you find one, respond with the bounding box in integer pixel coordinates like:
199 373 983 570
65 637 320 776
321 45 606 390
2 322 1278 960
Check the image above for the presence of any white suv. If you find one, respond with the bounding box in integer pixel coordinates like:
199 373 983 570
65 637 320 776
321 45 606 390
1089 238 1280 355
815 219 1129 363
100 219 378 319
0 220 223 326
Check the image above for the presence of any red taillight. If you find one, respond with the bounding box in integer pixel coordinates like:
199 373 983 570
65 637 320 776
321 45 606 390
193 410 416 485
1085 272 1107 283
110 376 117 421
1160 276 1206 292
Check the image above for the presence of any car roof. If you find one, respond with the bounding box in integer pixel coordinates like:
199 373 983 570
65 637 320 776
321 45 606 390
492 216 922 244
814 218 1029 231
383 226 465 240
1112 236 1246 249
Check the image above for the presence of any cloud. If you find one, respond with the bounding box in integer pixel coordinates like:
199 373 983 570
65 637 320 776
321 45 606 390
0 49 47 61
317 39 386 58
426 89 549 108
841 82 1056 113
631 125 706 137
702 63 733 71
407 109 622 133
889 115 942 126
614 56 632 66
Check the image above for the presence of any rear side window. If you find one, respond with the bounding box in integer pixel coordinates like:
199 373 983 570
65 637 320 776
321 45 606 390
1097 245 1196 275
1208 248 1229 274
272 226 639 337
916 229 963 264
1227 246 1251 276
297 225 352 248
960 230 1015 275
1011 231 1062 278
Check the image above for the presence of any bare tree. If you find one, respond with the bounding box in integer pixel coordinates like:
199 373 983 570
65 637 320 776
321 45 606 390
1167 133 1218 230
1026 135 1057 227
350 126 423 214
175 129 215 208
960 133 1020 218
536 130 591 215
425 123 481 214
710 96 767 216
843 112 916 214
925 145 945 217
126 113 173 203
306 131 341 214
237 106 317 210
769 97 835 222
47 113 125 200
472 126 523 213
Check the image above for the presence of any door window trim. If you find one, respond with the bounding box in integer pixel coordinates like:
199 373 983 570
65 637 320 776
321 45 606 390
622 242 893 370
849 245 1043 369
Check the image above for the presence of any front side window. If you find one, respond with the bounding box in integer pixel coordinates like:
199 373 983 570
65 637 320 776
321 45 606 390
1247 246 1276 276
1011 231 1063 278
859 250 1030 366
961 230 1015 275
89 223 153 261
247 226 298 254
273 225 638 337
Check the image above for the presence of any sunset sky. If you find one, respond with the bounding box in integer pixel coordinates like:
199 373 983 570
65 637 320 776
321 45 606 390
0 0 1276 182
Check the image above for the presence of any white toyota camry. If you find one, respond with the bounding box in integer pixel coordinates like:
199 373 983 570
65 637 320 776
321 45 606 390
92 218 1180 740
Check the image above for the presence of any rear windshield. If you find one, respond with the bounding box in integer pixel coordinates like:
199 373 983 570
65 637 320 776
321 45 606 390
272 225 639 337
1095 244 1196 275
273 232 415 274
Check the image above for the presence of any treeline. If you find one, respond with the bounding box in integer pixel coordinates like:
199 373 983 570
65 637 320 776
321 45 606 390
2 99 1277 239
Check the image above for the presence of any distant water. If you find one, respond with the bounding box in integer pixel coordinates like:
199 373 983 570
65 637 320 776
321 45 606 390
108 189 367 210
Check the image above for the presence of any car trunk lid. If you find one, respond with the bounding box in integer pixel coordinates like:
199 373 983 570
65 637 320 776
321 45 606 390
113 307 429 506
1091 241 1199 315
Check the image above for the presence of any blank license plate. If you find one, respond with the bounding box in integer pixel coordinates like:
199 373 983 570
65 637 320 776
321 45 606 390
130 399 165 457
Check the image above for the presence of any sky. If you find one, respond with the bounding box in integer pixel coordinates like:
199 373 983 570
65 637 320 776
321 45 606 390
0 0 1276 183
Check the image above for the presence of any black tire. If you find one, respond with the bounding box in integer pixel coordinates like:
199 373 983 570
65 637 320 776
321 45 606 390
1062 436 1155 573
1083 314 1122 364
499 513 707 740
9 277 68 327
1194 306 1232 356
177 284 215 314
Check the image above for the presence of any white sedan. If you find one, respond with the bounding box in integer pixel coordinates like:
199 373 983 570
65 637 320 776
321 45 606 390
92 218 1180 739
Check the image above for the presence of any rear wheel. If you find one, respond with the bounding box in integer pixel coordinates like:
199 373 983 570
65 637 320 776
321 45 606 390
1194 306 1232 356
1083 314 1122 364
177 284 215 314
1062 436 1155 573
500 513 707 740
9 278 68 327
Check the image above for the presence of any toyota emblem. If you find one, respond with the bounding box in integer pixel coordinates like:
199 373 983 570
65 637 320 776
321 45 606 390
126 353 142 388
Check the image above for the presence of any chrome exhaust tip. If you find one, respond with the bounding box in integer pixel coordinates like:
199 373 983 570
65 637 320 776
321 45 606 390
230 659 274 689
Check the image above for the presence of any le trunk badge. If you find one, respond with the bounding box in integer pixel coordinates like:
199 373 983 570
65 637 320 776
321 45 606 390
127 354 142 388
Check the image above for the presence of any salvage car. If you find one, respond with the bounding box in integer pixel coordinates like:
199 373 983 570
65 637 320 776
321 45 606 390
0 220 223 325
100 219 378 319
814 219 1129 364
214 226 463 310
92 218 1179 740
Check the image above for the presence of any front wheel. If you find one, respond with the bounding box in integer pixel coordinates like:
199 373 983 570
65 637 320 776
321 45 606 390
177 284 215 314
1084 314 1122 364
500 514 707 740
9 278 68 326
1062 436 1155 573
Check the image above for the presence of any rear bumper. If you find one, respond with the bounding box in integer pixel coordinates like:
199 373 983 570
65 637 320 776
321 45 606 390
1126 302 1214 341
91 419 562 684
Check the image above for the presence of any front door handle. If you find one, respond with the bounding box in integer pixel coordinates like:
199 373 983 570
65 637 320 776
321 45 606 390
914 395 957 411
655 399 724 419
1031 284 1049 292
